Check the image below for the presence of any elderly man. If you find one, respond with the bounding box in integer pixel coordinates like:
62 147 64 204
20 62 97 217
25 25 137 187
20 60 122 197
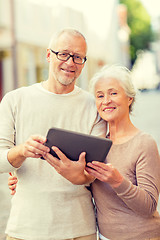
0 29 106 240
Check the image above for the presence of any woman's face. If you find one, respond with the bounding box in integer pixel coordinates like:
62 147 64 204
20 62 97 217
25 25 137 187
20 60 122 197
95 77 133 123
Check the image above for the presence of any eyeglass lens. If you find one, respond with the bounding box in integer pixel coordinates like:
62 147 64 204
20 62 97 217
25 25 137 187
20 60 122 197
58 52 85 64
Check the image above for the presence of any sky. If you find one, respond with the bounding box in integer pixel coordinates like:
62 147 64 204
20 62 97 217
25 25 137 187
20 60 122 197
29 0 160 19
28 0 160 34
28 0 116 39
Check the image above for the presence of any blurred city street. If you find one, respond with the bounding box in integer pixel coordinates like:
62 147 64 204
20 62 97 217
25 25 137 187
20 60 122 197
131 89 160 151
131 89 160 212
0 89 160 240
0 0 160 239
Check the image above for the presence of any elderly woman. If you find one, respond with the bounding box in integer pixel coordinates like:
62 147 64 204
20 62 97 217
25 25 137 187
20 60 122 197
9 65 160 240
85 65 160 240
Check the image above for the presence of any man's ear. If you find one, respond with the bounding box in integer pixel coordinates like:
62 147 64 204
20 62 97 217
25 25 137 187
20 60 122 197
46 48 51 62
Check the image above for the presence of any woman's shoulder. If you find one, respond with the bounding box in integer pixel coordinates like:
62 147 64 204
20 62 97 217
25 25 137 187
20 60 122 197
135 131 157 145
134 131 159 156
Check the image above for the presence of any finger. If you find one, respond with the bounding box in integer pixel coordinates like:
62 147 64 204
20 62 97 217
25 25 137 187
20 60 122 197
26 145 49 158
30 141 50 154
9 184 16 190
8 180 18 186
31 135 47 144
86 166 97 174
8 175 17 181
45 156 62 174
26 136 50 154
87 162 103 172
44 152 61 168
11 190 16 195
85 166 100 178
89 161 106 168
79 152 86 161
87 163 116 183
85 165 102 176
78 152 86 165
85 167 107 181
51 146 69 163
88 161 111 171
86 163 108 176
24 150 42 158
8 176 18 184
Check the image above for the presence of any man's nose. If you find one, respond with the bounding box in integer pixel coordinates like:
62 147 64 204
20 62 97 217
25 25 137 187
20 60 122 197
66 56 75 65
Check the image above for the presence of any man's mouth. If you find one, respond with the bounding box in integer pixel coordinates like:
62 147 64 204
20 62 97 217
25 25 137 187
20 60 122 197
61 68 75 73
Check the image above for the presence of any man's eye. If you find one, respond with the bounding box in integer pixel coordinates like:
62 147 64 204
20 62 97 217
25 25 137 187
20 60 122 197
59 53 68 57
74 55 82 60
111 92 117 95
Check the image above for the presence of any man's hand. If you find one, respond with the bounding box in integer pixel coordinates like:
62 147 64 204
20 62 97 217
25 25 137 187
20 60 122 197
21 135 50 158
8 135 50 168
43 146 95 185
8 174 18 195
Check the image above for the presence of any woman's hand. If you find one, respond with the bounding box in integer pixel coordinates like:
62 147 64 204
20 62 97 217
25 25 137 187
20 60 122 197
86 161 123 188
43 146 95 185
8 174 18 195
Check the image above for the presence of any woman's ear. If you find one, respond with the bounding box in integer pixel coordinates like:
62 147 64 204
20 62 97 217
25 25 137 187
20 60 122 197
46 49 51 62
128 97 133 107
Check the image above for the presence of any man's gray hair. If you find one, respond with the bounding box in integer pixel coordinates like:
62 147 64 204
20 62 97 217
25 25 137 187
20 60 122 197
48 28 87 49
89 64 137 113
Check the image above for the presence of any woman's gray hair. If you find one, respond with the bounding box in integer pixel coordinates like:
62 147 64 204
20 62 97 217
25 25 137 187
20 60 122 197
89 64 137 113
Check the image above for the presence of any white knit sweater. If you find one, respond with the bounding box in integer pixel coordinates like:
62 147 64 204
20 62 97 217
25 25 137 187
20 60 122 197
0 83 107 240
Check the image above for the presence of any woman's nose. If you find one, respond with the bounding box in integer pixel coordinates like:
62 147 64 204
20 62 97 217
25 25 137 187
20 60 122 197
103 96 111 104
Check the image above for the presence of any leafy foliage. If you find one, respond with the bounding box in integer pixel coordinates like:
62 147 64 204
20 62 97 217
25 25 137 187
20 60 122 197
120 0 155 64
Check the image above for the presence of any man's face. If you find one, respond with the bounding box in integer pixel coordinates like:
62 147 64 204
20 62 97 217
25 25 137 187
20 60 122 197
48 33 87 88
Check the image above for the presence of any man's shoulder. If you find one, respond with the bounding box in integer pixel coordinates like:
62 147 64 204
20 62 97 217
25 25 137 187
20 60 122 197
1 83 40 106
4 83 39 97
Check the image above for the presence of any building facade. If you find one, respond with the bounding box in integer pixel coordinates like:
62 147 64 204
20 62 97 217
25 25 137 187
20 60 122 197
0 0 130 98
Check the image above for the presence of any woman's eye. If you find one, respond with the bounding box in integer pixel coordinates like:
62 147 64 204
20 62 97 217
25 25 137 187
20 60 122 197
111 92 117 95
97 95 104 98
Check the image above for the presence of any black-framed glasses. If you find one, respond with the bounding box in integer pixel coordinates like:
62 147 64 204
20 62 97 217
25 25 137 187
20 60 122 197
50 49 87 65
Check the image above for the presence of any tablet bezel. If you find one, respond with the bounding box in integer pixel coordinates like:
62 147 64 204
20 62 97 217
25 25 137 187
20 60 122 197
43 127 112 163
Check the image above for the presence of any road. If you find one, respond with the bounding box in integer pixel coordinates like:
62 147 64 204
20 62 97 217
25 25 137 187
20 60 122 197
0 89 160 240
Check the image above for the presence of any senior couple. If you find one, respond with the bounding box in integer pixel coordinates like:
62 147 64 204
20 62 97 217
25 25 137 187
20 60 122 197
1 28 160 240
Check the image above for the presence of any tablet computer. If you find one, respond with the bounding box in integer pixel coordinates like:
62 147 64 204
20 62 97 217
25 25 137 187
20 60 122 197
42 127 112 163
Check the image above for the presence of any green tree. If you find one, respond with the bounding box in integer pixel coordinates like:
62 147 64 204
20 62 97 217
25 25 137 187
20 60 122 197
120 0 154 64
